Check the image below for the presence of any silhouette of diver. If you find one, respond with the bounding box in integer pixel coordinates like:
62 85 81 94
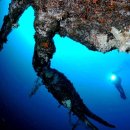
2 0 129 129
111 73 127 100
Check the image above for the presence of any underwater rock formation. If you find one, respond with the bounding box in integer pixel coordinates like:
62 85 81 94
0 0 130 130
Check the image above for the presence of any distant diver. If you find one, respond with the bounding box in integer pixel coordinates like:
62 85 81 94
110 73 127 100
0 0 130 129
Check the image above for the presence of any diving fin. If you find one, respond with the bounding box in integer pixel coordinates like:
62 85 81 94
86 110 115 128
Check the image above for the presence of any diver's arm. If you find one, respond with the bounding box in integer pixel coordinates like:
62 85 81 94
0 0 31 49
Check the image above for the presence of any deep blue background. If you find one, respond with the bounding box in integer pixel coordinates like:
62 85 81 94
0 1 130 130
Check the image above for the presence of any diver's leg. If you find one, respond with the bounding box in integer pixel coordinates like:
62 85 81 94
84 118 98 130
116 85 127 99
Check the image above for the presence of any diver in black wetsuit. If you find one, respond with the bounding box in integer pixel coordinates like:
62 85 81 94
111 73 126 100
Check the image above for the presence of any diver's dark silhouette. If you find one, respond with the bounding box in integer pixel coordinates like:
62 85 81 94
112 74 127 100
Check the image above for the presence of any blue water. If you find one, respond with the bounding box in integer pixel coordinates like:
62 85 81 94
0 1 130 130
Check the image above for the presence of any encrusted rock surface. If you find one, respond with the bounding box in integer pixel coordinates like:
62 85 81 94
1 0 130 52
32 0 130 52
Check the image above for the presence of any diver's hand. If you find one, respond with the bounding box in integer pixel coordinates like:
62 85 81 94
0 31 7 51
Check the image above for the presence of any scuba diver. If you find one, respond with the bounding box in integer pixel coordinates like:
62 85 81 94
110 73 127 100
